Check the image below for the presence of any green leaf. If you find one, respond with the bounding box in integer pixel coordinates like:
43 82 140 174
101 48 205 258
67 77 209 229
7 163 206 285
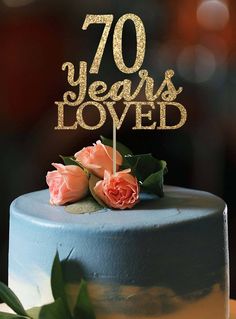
60 156 89 177
0 312 28 319
51 252 66 301
89 175 106 208
100 136 133 156
50 253 71 318
59 156 80 167
123 154 164 181
123 155 167 197
26 306 41 319
65 196 102 215
38 298 68 319
141 160 167 197
73 280 96 319
0 282 28 317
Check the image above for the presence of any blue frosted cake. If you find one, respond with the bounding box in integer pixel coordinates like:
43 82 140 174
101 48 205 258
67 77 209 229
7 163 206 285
9 185 229 319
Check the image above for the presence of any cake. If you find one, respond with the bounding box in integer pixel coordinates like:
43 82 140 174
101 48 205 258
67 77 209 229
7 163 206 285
9 185 229 319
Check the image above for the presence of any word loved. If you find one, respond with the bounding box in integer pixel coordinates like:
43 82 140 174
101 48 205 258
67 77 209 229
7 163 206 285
55 62 187 130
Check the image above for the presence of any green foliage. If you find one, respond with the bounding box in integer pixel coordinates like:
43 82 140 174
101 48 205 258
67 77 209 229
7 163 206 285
73 280 96 319
65 196 102 214
60 156 89 176
141 161 167 197
88 175 106 207
26 307 41 319
100 136 133 156
101 137 167 197
25 299 68 319
38 299 68 319
59 156 80 167
0 253 96 319
51 252 72 318
0 283 28 317
123 154 167 197
0 312 28 319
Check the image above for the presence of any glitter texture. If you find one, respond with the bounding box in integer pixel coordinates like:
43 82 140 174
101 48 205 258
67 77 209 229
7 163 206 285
158 102 187 129
54 14 187 131
82 14 114 74
76 101 106 130
113 13 146 74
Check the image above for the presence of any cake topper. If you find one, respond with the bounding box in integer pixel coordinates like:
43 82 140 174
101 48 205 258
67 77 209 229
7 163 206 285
49 13 187 209
55 13 187 134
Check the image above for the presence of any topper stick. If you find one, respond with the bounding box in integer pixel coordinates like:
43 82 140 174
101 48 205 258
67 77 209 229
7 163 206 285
113 120 117 174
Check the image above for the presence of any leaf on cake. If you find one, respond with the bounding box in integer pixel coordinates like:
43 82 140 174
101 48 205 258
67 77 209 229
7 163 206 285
73 280 96 319
36 298 68 319
88 175 106 208
26 306 41 319
60 156 88 175
0 255 97 319
100 136 133 156
0 282 28 317
50 253 72 318
65 196 103 214
0 312 29 319
123 154 167 197
141 161 167 197
60 155 79 166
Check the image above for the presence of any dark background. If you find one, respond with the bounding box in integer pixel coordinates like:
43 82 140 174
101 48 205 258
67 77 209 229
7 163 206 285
0 0 236 297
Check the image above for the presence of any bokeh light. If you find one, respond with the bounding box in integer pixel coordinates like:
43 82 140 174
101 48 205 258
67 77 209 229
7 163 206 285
177 45 216 83
2 0 35 7
197 0 230 30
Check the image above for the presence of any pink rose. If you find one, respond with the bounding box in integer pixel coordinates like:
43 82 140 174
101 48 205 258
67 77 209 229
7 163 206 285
94 169 139 209
74 140 123 179
46 163 88 205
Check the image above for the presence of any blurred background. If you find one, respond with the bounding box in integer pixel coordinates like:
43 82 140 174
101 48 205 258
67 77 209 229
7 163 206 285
0 0 236 297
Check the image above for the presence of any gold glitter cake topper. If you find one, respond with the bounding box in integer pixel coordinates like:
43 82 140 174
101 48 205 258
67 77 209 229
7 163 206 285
55 14 187 131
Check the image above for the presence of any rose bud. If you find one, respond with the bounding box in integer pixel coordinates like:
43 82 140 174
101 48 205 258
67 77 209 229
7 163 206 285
74 140 123 179
46 163 88 205
94 169 139 209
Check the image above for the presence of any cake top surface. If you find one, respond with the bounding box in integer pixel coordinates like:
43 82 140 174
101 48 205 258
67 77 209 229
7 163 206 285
11 186 226 231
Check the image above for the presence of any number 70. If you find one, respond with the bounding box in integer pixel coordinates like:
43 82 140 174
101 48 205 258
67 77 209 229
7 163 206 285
82 14 146 74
